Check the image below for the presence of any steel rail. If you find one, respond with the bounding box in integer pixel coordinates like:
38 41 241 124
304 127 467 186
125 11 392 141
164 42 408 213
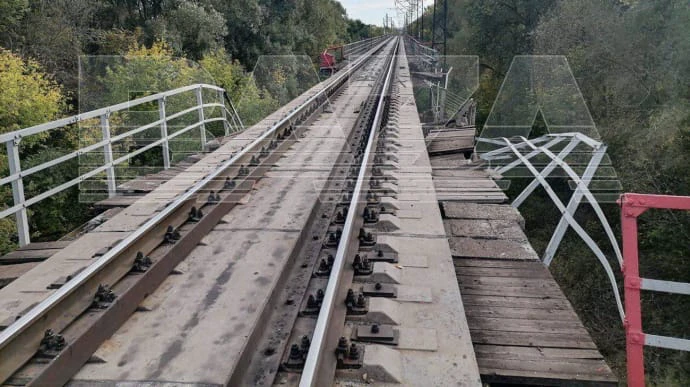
0 36 395 383
299 36 400 387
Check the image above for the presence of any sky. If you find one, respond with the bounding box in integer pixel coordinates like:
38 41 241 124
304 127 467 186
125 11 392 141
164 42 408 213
340 0 400 27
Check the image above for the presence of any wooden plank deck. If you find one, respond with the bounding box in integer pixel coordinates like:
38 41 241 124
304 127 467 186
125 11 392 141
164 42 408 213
430 154 507 203
0 241 69 264
94 194 144 209
0 262 40 289
439 200 617 385
95 153 207 208
0 242 71 288
425 128 475 154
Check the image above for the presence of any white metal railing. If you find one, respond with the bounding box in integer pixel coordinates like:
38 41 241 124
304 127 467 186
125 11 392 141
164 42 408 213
1 83 243 246
341 35 390 60
406 35 439 72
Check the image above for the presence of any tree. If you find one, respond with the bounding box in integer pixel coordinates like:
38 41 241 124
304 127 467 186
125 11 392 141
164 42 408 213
164 2 228 59
0 0 28 37
0 49 66 253
531 1 690 383
206 0 264 65
199 48 279 126
444 0 555 127
0 49 65 148
6 0 103 94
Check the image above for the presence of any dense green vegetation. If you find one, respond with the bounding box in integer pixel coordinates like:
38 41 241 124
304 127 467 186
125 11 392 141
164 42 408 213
417 0 689 384
0 0 382 253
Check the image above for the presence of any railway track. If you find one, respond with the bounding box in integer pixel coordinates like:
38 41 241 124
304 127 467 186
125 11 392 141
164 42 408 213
0 36 398 386
0 32 635 387
0 35 414 385
1 34 484 386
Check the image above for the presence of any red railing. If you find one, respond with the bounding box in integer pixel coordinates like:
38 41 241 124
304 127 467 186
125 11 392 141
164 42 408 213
619 193 690 387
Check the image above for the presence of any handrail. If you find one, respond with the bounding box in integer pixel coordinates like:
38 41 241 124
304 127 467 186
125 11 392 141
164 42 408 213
1 84 236 246
619 193 690 387
0 84 224 144
0 102 226 188
0 84 224 143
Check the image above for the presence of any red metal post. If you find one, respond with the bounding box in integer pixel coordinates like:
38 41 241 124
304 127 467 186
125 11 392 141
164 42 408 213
619 193 690 387
620 194 645 387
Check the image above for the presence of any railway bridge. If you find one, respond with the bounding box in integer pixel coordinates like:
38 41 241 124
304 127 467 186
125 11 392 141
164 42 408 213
0 35 687 387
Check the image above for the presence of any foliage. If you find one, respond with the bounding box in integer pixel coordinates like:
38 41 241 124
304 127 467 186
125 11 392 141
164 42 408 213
0 49 65 148
415 0 690 383
98 41 210 106
2 0 105 93
529 1 690 383
163 1 228 59
234 78 280 127
0 0 27 35
347 19 375 41
0 0 381 101
0 49 67 253
199 50 279 126
198 49 245 100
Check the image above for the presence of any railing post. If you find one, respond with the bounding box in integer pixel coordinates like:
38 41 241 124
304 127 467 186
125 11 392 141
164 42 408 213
195 87 207 150
158 97 171 169
230 99 245 131
620 195 645 387
230 98 244 131
5 139 30 246
218 90 231 136
100 113 117 198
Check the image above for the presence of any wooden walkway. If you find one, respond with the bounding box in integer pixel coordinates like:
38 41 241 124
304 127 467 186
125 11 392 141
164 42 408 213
431 153 507 203
425 127 476 155
0 241 71 289
431 151 617 385
95 155 202 208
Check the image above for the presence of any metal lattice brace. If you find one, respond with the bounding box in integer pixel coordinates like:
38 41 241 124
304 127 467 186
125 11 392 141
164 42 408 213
496 135 625 321
481 135 690 386
480 133 623 268
619 193 690 387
